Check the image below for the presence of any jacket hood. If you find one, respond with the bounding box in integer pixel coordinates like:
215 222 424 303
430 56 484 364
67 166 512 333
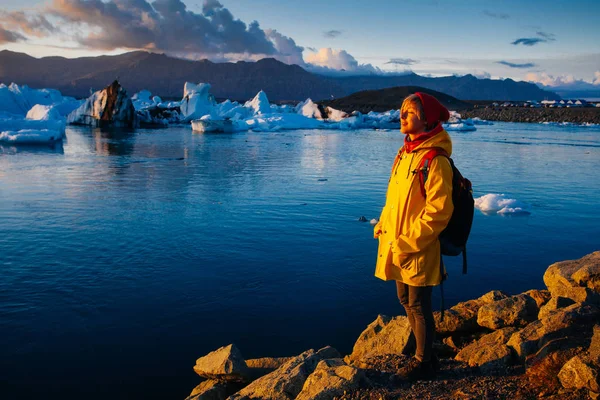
415 92 450 128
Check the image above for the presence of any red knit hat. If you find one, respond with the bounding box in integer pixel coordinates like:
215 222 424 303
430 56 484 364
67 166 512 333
414 92 450 128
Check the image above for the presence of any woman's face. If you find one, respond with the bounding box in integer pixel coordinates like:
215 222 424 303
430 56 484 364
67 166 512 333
400 102 426 135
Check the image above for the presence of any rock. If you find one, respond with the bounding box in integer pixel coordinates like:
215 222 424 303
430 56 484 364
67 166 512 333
434 290 509 335
543 251 600 305
526 344 583 397
193 344 249 382
67 80 137 127
186 380 238 400
455 327 517 372
228 346 340 400
524 289 552 308
558 355 600 392
345 315 414 365
295 358 364 400
245 357 293 381
507 303 599 361
590 325 600 363
477 294 539 330
538 296 576 319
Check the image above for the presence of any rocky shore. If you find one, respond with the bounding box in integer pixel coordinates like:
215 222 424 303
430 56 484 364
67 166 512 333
185 251 600 400
460 107 600 125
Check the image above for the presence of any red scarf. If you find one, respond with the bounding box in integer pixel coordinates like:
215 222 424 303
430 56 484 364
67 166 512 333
403 123 443 153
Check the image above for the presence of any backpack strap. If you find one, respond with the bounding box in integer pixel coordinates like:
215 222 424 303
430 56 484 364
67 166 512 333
417 148 450 198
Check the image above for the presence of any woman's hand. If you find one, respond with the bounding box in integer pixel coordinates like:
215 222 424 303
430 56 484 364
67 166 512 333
373 220 382 239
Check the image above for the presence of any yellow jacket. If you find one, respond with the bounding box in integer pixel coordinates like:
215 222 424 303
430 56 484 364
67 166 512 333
374 128 454 286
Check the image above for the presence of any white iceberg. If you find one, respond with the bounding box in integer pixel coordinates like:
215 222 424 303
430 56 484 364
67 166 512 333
0 129 63 144
474 193 531 215
26 104 62 121
296 98 325 120
244 90 271 115
179 82 217 121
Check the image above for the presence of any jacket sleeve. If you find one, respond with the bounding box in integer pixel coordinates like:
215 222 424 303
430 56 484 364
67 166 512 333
393 156 454 254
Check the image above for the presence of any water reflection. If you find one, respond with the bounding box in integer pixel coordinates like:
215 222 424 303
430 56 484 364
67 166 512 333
0 141 64 155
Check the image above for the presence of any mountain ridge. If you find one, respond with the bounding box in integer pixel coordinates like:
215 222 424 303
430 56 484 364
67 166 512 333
0 50 561 101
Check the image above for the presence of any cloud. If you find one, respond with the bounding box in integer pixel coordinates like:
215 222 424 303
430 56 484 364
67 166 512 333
0 26 26 43
525 72 600 90
472 71 492 79
0 11 58 38
512 31 556 46
304 48 381 75
536 31 556 41
385 58 419 66
323 30 342 39
22 0 278 56
483 10 509 19
496 61 536 69
305 46 317 52
511 38 546 46
264 29 304 65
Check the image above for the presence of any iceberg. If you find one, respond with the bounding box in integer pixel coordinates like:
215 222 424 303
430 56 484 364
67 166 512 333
179 82 217 121
0 129 63 144
67 80 137 128
474 193 531 215
244 91 271 115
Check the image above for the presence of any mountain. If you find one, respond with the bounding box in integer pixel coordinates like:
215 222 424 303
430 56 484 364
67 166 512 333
0 50 561 101
321 86 473 113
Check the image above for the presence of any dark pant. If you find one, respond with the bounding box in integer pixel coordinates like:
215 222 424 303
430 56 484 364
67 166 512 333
396 282 434 362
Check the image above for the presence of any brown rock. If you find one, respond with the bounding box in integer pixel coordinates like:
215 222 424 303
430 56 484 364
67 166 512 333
526 345 583 397
524 289 552 308
558 355 600 392
186 380 241 400
455 328 517 372
507 303 599 361
193 344 249 382
435 290 509 335
345 315 414 364
245 357 293 381
295 358 364 400
543 251 600 305
228 346 340 400
477 294 539 329
538 296 576 320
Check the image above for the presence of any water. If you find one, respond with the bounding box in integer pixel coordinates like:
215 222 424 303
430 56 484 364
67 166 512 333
1 123 599 399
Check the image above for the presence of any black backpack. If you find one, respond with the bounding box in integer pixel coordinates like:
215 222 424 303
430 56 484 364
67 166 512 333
417 148 474 274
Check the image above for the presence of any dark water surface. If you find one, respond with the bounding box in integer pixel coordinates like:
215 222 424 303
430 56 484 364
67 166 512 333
1 123 599 399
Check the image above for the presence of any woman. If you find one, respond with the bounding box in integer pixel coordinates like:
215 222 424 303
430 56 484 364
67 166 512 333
374 92 453 380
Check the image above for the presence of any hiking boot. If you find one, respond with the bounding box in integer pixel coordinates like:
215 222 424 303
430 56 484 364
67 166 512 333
397 357 436 381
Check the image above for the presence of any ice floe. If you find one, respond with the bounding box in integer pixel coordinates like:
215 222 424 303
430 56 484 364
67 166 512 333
474 193 531 215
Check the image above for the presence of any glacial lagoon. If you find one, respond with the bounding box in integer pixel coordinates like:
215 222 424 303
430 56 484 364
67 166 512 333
1 122 599 399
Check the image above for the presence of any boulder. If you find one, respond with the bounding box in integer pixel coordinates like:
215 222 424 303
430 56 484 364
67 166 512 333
543 251 600 305
186 380 238 400
526 343 584 397
295 359 364 400
477 294 539 330
524 289 552 308
228 346 340 400
538 296 576 320
558 355 600 392
507 303 599 361
67 80 137 127
193 344 249 382
245 357 293 381
345 315 413 365
434 290 508 335
455 327 517 372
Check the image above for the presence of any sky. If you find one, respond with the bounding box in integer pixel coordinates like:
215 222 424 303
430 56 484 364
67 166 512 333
1 0 599 90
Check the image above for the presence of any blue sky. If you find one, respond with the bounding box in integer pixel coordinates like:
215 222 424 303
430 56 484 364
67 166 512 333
1 0 599 89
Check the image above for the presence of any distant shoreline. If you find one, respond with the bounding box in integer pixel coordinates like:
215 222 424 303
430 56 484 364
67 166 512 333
459 107 600 125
